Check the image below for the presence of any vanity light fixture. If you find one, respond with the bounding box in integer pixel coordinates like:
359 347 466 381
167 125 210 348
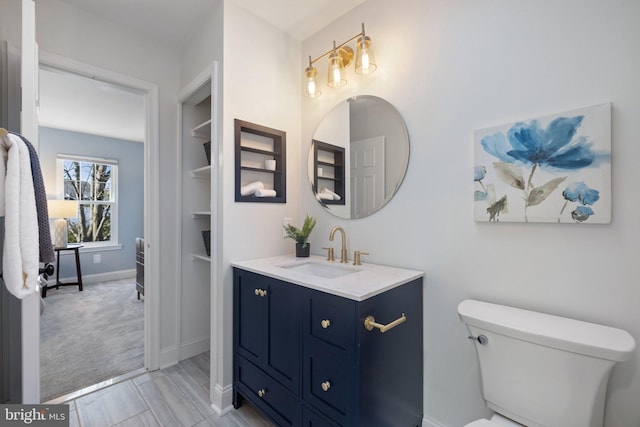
304 23 377 98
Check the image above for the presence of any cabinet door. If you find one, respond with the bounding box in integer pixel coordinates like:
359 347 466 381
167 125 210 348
234 270 267 365
234 269 301 392
265 277 301 392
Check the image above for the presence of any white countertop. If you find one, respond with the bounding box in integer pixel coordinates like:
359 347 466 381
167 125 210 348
231 255 424 301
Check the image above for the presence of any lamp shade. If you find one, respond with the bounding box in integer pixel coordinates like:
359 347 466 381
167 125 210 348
355 34 376 74
48 200 78 219
327 50 346 88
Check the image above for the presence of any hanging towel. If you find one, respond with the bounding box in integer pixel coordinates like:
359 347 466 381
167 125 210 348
0 133 39 299
16 133 55 263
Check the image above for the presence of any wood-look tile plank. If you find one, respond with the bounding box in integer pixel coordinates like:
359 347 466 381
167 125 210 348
233 404 276 427
177 358 209 387
75 380 148 427
193 404 274 427
189 352 210 377
137 374 205 427
69 405 80 427
132 370 165 387
112 410 160 427
163 364 215 418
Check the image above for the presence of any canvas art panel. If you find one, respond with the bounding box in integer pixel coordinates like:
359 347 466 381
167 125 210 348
474 103 611 223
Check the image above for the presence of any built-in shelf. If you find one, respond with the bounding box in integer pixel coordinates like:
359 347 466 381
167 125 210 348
313 140 345 205
191 165 212 178
192 211 212 218
191 119 212 139
191 253 212 262
235 119 286 203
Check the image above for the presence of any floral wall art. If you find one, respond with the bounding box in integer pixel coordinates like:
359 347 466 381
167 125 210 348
474 103 611 223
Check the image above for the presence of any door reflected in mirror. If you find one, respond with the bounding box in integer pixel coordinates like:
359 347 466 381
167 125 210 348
308 95 410 219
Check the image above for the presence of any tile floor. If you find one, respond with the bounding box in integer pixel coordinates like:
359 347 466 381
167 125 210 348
55 352 274 427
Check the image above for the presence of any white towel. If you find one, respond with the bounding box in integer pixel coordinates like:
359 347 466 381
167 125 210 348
240 181 264 196
319 187 341 201
255 188 276 197
316 192 333 201
0 133 39 299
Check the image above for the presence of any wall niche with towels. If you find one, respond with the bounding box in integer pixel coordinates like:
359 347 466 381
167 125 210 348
235 119 286 203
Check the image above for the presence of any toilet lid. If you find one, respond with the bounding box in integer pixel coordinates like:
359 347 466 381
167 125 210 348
465 420 501 427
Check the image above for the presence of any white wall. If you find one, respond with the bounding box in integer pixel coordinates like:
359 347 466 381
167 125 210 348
219 0 301 404
301 1 640 426
35 0 182 364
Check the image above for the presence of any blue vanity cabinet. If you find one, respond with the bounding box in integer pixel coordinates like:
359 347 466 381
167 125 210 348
233 268 302 426
233 265 423 427
302 278 423 427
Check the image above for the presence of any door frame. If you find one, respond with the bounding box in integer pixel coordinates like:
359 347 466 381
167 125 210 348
38 51 161 375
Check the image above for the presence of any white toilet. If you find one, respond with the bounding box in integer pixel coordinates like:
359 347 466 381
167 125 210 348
458 299 635 427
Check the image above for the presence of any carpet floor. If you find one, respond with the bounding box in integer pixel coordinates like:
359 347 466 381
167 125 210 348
40 279 144 402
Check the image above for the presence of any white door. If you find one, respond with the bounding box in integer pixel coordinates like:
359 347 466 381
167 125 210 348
350 136 385 218
0 0 41 404
20 0 40 404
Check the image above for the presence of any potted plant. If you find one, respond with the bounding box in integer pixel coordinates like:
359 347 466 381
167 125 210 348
283 215 317 257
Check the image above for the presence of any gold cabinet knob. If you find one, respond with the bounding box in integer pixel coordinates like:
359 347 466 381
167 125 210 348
254 288 260 296
257 388 266 398
254 289 267 297
321 319 331 329
321 381 331 392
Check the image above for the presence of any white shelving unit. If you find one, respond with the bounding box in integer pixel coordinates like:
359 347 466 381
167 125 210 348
179 75 214 362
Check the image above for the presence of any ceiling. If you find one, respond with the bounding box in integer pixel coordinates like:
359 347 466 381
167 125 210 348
57 0 367 48
43 0 367 141
39 68 146 142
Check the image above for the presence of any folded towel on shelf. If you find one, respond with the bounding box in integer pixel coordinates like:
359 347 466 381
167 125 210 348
318 187 341 201
255 188 277 197
240 181 264 196
316 192 333 201
0 132 39 299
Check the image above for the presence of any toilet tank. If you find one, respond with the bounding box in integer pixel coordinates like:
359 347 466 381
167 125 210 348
458 300 635 427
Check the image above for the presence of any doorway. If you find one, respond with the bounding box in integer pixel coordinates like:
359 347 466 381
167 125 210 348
36 58 160 401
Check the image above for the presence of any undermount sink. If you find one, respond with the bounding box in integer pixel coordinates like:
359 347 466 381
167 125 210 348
278 260 360 279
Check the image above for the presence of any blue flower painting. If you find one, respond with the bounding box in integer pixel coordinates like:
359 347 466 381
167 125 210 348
474 103 611 223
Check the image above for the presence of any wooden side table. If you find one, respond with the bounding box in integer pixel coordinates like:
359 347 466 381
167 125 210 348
42 244 84 297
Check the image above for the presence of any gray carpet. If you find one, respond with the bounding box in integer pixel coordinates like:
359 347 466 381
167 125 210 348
40 279 144 401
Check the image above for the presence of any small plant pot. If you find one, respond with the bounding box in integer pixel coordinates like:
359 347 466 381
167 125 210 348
295 243 310 257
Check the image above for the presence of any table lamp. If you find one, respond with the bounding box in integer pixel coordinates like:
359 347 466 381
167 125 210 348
47 200 78 248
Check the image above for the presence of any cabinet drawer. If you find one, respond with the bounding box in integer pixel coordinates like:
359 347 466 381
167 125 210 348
303 343 355 425
306 289 355 352
236 356 300 426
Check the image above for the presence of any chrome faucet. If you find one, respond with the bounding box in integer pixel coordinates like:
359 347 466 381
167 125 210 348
329 226 348 263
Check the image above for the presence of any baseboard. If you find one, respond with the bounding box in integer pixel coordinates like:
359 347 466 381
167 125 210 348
159 345 178 369
423 415 448 427
179 336 210 361
210 383 234 416
56 269 136 285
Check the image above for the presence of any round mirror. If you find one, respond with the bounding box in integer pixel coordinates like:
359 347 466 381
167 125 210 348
308 95 410 219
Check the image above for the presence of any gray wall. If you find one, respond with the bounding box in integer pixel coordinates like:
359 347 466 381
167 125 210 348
39 127 143 280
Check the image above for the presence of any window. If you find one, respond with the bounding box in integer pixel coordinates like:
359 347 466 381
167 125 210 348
58 155 118 247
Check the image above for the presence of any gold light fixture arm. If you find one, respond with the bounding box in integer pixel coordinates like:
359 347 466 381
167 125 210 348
364 313 407 333
308 32 362 67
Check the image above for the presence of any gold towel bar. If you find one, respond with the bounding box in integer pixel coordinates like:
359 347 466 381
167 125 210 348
363 313 406 333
